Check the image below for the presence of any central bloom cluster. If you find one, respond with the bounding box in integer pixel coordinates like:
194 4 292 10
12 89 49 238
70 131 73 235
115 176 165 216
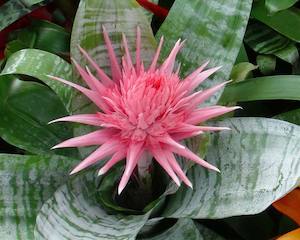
49 27 238 194
100 71 184 143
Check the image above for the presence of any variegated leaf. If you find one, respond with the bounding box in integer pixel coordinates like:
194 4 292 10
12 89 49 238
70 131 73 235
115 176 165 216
162 118 300 218
0 154 77 239
1 49 74 112
35 170 151 240
156 0 253 105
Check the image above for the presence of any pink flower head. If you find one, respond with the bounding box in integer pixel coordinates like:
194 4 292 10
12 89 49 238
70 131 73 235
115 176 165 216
49 27 238 194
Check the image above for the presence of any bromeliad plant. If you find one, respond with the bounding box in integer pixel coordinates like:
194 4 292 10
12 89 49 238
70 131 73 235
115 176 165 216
0 0 300 239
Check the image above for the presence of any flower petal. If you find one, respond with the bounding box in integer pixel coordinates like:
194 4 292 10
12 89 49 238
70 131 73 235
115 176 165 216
49 114 102 126
70 140 120 175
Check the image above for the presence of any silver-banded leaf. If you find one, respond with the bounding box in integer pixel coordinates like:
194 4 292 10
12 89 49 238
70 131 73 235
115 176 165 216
1 49 74 112
0 77 76 156
35 170 150 240
244 22 291 55
162 117 300 218
0 154 77 240
244 22 298 64
0 0 45 31
156 0 253 105
274 44 299 64
139 219 224 240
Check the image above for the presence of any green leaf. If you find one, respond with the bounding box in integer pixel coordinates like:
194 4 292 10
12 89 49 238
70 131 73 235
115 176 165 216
139 219 224 240
235 44 249 64
244 22 298 64
156 0 253 105
274 43 299 64
230 62 257 82
265 0 298 13
219 75 300 103
256 55 276 75
274 108 300 125
5 20 70 57
244 22 291 55
0 0 45 31
1 49 74 111
0 154 77 239
35 169 151 240
251 1 300 42
0 77 76 156
162 117 300 218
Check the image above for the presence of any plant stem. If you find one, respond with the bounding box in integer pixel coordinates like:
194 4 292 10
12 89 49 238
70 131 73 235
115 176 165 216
137 151 153 192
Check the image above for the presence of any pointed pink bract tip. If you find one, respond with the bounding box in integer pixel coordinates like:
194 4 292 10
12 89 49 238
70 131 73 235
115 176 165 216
50 145 59 150
211 166 221 173
70 168 79 175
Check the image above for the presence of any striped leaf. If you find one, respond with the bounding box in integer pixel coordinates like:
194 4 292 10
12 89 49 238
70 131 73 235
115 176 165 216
219 75 300 103
35 170 151 240
244 22 291 55
139 219 224 240
156 0 252 105
0 77 76 156
0 154 77 239
252 1 300 42
0 0 45 31
162 117 300 218
1 49 74 111
244 22 298 64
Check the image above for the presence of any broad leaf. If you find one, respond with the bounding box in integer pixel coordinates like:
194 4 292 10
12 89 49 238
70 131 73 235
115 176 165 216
5 20 70 57
1 49 74 111
162 117 300 218
274 108 300 125
265 0 299 13
156 0 253 105
139 219 224 240
252 1 300 42
35 170 151 240
219 75 300 103
0 77 76 156
244 22 298 64
0 0 45 31
0 154 77 239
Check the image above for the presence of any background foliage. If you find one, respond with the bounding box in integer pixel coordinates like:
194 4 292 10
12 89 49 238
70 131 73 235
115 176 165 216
0 0 299 239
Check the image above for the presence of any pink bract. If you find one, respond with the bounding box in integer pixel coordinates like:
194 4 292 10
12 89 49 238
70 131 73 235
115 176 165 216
49 26 238 194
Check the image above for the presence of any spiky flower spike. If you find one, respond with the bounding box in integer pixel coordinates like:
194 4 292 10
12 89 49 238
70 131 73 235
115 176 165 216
49 27 238 194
